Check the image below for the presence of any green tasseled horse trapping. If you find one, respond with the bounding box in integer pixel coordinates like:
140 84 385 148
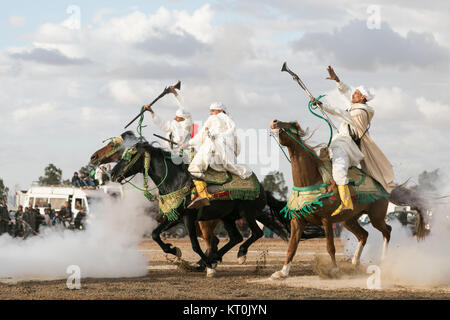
282 164 389 220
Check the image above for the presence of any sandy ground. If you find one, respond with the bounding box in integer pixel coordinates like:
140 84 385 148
0 238 449 300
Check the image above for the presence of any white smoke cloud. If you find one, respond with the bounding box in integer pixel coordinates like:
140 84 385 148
341 202 450 286
0 187 157 281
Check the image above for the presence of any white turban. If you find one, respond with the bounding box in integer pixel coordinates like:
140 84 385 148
176 108 191 119
210 102 224 110
355 86 374 102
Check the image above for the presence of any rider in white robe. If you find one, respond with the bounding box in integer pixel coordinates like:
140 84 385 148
145 90 192 151
182 102 252 209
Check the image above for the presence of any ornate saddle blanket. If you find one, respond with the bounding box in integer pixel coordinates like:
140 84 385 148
158 169 260 221
281 161 389 220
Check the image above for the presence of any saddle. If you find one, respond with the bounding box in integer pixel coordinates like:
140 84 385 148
201 168 260 201
158 168 260 222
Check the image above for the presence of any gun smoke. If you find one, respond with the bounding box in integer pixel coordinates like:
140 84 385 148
341 199 450 286
0 187 157 281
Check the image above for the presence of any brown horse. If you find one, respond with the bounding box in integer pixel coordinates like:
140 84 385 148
269 120 426 279
90 132 220 265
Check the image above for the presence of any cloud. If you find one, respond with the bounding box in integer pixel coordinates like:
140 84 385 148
9 48 91 66
136 30 207 57
9 16 26 28
291 20 449 71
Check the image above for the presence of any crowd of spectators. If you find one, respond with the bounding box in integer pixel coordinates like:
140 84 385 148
71 165 112 188
1 200 86 239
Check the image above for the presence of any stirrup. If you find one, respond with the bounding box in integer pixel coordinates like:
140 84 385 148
187 197 211 210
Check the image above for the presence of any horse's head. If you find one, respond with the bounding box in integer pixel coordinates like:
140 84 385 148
110 141 149 183
90 131 139 166
270 119 305 149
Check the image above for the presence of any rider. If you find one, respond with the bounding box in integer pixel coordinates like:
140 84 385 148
181 102 252 209
145 86 192 151
311 66 395 216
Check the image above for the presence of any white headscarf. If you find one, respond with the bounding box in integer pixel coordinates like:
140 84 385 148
209 102 229 114
176 108 191 119
355 86 374 101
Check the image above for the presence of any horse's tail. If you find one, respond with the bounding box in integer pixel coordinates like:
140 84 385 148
255 191 290 241
389 184 428 240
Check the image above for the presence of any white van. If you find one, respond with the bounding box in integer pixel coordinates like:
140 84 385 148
23 184 124 216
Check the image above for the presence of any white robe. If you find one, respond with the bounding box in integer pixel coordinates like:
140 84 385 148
151 94 192 150
320 91 365 185
188 112 252 179
333 82 395 192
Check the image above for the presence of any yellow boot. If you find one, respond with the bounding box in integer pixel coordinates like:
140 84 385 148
331 185 354 216
187 180 212 210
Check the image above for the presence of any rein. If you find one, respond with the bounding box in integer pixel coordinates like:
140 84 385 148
120 148 170 201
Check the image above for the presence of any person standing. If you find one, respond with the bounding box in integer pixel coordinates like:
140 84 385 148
0 200 10 235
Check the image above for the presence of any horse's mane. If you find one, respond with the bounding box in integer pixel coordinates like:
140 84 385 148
292 122 327 164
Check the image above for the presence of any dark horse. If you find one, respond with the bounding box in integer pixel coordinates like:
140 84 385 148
110 141 289 276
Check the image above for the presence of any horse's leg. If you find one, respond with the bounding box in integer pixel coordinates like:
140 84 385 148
322 218 338 274
196 220 220 269
368 200 391 262
271 217 306 279
199 220 220 260
214 217 243 263
151 218 183 257
183 214 215 277
341 218 369 266
236 215 264 265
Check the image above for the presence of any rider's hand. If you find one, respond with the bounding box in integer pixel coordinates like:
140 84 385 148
145 105 154 114
326 66 340 83
310 97 322 106
169 86 179 96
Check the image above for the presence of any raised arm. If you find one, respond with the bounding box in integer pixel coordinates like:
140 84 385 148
326 66 352 102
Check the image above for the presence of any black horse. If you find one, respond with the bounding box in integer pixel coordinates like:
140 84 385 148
111 141 289 275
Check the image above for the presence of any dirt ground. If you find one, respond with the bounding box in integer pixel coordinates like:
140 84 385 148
0 238 449 300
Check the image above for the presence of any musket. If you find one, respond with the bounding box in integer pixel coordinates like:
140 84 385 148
153 134 179 146
124 81 181 129
281 62 339 132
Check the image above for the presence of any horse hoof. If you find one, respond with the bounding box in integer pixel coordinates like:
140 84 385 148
206 268 216 278
175 247 182 258
271 271 287 280
330 267 340 278
238 255 247 265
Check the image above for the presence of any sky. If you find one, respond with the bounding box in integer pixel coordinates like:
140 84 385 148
1 0 449 196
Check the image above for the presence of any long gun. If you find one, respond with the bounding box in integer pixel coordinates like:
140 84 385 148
125 81 181 129
281 62 339 132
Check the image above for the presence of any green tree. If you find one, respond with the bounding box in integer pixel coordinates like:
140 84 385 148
262 171 289 201
38 164 63 186
0 178 9 202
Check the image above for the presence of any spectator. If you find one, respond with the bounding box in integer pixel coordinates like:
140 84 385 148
44 208 52 227
14 207 24 238
52 211 63 226
399 208 408 226
80 172 95 187
0 200 10 235
15 205 24 220
72 172 81 187
62 201 73 220
74 207 86 230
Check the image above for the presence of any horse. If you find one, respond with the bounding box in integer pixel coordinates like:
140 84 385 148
269 120 427 279
90 131 224 267
109 140 290 276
